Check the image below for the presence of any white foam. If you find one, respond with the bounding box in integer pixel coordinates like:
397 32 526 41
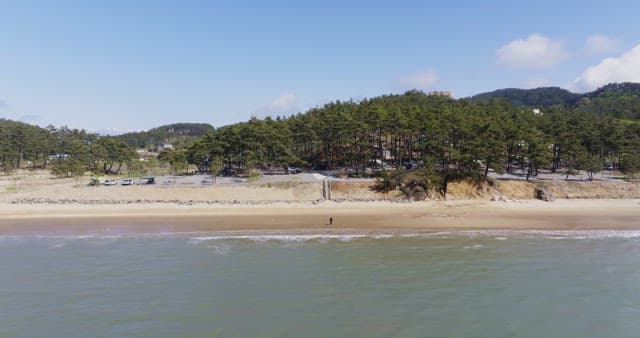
3 229 640 245
188 233 374 243
515 230 640 239
396 229 640 240
185 231 517 243
463 244 485 250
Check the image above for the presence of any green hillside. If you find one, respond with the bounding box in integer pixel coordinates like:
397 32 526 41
471 87 579 107
115 123 215 149
471 83 640 120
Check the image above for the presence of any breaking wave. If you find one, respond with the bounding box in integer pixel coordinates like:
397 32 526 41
2 229 640 247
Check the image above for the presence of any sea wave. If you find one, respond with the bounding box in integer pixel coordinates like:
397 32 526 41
2 229 640 245
187 233 377 244
187 229 640 243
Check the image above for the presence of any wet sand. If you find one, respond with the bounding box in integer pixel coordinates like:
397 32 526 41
1 199 639 234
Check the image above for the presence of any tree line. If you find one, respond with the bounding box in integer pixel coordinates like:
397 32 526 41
2 88 640 189
0 119 136 177
180 91 640 182
174 90 640 198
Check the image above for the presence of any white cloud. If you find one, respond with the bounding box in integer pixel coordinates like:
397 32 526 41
584 34 620 55
392 69 438 91
570 44 640 92
524 78 550 89
497 34 569 69
254 93 299 117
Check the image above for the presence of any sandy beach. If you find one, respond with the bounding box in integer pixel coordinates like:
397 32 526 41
1 199 639 234
2 170 640 234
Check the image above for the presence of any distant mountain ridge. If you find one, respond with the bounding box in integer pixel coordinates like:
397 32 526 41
471 87 580 106
582 82 640 99
115 122 214 148
471 83 640 119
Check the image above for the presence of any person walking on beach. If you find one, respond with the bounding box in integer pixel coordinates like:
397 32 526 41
329 216 333 225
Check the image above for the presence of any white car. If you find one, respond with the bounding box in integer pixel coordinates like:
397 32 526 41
121 178 134 185
104 179 118 186
287 167 301 174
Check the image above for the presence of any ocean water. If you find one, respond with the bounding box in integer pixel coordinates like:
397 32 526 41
2 231 640 337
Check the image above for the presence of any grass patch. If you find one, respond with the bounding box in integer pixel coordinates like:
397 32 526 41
247 172 263 182
3 184 17 193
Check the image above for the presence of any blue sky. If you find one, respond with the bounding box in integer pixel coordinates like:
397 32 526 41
1 0 640 132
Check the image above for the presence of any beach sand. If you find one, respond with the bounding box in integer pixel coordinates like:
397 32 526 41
1 199 639 235
2 170 640 235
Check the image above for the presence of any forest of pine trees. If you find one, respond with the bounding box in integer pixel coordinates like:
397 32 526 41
0 119 136 177
182 91 640 180
2 87 640 187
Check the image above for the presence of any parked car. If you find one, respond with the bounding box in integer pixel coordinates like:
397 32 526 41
141 177 155 184
104 179 118 186
287 167 301 174
121 178 134 185
404 161 418 170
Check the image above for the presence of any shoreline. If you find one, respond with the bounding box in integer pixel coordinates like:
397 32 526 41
1 199 639 235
